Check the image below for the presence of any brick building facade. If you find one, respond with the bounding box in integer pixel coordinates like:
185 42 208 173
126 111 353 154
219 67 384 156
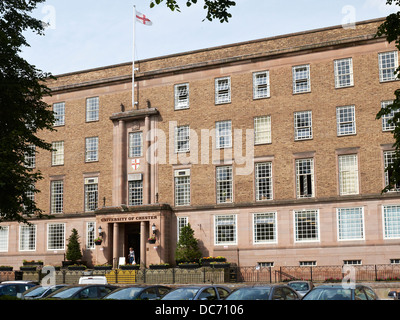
1 18 400 269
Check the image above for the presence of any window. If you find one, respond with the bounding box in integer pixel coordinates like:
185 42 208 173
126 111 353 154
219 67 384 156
255 162 273 201
51 141 64 166
296 159 314 198
129 132 143 158
0 226 9 252
391 259 400 264
87 222 96 249
128 179 143 206
174 83 189 110
379 51 398 82
216 120 232 149
343 260 362 265
175 126 190 153
85 137 98 162
337 105 356 136
50 180 63 214
294 209 319 242
299 261 317 267
253 212 277 243
84 177 98 212
215 77 231 104
339 154 359 195
337 207 364 240
174 169 190 206
253 71 270 99
383 205 400 239
47 223 65 250
24 185 35 210
216 166 233 204
53 102 65 126
294 111 312 140
24 145 36 168
177 217 188 240
19 224 36 251
381 100 397 131
384 150 400 191
254 116 271 145
215 215 237 245
86 97 99 122
334 58 354 88
292 65 310 94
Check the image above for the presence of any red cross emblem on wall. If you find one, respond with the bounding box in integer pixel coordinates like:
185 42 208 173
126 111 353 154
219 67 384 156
132 159 140 170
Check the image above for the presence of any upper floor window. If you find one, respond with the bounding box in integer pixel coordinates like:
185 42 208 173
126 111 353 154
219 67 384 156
216 120 232 149
53 102 65 126
85 137 98 162
174 169 190 206
51 141 64 166
215 77 231 104
296 158 314 198
84 177 98 212
294 111 312 140
86 97 99 122
24 145 36 169
129 132 143 158
254 116 271 145
216 166 233 204
381 100 397 131
292 65 310 94
50 180 64 214
253 71 270 99
334 58 354 88
255 162 273 201
174 83 189 110
128 176 143 206
336 105 356 136
379 51 398 82
175 125 190 153
338 154 359 196
384 150 400 191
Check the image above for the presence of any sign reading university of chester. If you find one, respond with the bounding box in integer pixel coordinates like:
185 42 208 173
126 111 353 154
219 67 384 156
100 215 157 223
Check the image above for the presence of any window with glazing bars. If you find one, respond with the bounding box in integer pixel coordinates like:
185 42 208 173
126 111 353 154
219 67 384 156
19 225 36 251
175 126 190 153
129 132 143 158
379 51 398 82
334 58 353 88
381 100 397 131
47 223 65 250
384 150 400 191
0 226 9 252
216 120 232 149
50 180 63 214
337 207 364 241
215 77 231 104
25 145 36 168
383 205 400 239
215 215 236 245
87 222 96 249
294 111 312 140
294 210 319 242
254 116 271 145
253 212 276 243
175 170 190 206
292 65 310 93
336 105 356 136
216 166 232 204
255 162 273 201
86 97 99 122
296 159 314 198
85 137 98 162
253 71 270 99
53 102 65 126
51 141 64 166
338 154 359 195
174 83 189 110
177 217 188 241
128 180 143 206
84 179 98 212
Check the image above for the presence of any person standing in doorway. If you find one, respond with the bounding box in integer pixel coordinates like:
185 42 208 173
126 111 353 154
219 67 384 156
128 247 136 265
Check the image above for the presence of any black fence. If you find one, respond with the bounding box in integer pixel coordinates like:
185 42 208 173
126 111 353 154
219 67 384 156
3 264 400 285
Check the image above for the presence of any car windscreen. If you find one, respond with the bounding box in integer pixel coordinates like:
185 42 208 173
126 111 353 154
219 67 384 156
288 283 309 291
162 288 199 300
225 288 271 300
302 288 352 300
51 287 82 298
24 286 48 297
103 287 143 300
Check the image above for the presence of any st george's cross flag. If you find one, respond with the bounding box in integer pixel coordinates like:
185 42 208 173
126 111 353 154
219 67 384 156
136 11 152 26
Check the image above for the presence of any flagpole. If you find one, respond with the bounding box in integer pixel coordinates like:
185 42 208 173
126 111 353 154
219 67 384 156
132 5 136 108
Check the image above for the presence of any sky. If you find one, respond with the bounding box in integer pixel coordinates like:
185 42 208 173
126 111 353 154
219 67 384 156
20 0 399 76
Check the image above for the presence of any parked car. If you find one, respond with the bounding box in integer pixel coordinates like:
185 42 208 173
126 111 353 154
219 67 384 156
79 276 108 285
161 285 231 300
287 281 314 297
301 284 379 300
103 285 171 300
0 281 36 299
46 284 117 300
22 284 68 300
225 285 300 300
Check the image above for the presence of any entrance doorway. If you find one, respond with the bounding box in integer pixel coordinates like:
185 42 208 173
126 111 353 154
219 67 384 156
125 223 141 265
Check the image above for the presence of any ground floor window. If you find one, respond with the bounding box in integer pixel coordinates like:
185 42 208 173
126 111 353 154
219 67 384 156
383 205 400 239
0 226 9 252
253 212 276 244
215 214 237 245
19 224 36 251
337 207 364 241
47 223 65 250
294 209 319 242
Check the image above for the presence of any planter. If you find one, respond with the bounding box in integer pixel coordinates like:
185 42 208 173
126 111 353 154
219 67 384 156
23 261 43 266
149 265 170 270
94 241 103 246
148 239 156 244
67 266 87 271
0 267 13 271
178 263 201 269
93 265 112 271
20 266 36 271
119 265 140 270
201 258 226 266
62 261 85 268
210 263 231 269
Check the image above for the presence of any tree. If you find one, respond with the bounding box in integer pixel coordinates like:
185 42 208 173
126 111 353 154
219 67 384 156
0 0 55 223
175 224 202 263
66 229 83 263
149 0 236 23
